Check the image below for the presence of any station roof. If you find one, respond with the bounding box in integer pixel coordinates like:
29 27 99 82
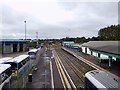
62 41 74 44
82 41 120 55
0 39 29 44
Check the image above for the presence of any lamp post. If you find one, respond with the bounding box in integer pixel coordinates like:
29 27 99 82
24 20 26 40
36 32 38 45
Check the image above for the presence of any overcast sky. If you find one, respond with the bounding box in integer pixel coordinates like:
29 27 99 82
1 0 119 39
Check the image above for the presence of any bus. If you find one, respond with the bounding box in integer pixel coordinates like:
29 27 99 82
0 57 13 64
40 43 44 47
4 55 30 79
28 49 38 59
0 64 12 90
85 70 119 90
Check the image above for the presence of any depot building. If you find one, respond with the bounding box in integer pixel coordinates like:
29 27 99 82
0 39 28 54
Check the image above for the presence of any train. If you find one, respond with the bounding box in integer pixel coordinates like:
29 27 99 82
84 70 118 89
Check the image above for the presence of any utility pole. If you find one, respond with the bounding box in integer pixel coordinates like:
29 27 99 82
24 20 27 40
36 32 38 45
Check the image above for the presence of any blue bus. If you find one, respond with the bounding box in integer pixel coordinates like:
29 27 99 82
40 43 44 47
4 55 30 79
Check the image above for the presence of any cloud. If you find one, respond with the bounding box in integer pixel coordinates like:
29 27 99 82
1 1 118 39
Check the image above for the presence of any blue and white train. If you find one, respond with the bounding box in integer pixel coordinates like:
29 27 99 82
0 64 12 90
85 70 118 90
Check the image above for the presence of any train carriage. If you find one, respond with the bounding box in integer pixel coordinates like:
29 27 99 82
85 70 118 90
0 64 12 90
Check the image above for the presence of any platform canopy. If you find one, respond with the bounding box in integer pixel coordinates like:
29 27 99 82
0 39 30 44
82 41 120 58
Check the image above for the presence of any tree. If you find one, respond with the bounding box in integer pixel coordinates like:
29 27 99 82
98 25 120 40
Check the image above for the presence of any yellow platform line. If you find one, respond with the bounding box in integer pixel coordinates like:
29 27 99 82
53 51 66 90
62 47 120 78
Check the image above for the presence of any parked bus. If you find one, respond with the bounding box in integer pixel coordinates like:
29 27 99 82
28 49 38 59
85 70 118 89
0 57 13 64
0 64 12 90
40 43 44 47
3 55 30 79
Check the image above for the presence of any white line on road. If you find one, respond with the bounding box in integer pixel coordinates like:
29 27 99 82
50 58 54 89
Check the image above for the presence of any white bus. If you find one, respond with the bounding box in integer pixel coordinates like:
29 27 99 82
4 55 30 79
0 64 12 90
28 49 38 59
0 57 13 64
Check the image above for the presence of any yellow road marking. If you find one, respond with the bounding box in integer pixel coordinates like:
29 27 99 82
54 53 66 90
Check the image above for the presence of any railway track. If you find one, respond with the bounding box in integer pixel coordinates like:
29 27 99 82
54 46 95 88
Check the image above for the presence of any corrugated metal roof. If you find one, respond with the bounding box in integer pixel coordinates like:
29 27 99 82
0 39 27 42
63 41 74 44
82 41 120 55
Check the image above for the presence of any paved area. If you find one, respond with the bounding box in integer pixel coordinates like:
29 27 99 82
2 51 28 58
26 46 63 89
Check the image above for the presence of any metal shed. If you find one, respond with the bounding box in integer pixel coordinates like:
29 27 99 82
0 39 29 54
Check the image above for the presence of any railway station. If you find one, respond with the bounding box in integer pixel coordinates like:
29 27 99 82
81 41 120 67
0 43 120 89
0 39 28 54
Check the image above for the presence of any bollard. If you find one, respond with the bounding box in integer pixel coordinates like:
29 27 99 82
28 74 32 82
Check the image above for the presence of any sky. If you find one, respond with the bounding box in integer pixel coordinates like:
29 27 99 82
1 0 119 39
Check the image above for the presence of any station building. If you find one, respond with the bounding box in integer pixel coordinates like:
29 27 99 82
81 41 120 67
62 41 74 47
0 39 29 54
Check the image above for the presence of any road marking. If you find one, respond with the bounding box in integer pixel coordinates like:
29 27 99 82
54 57 66 90
50 58 54 89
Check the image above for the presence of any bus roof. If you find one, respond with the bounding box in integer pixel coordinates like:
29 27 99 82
85 70 118 89
5 55 29 63
0 57 13 64
28 49 38 53
0 64 11 74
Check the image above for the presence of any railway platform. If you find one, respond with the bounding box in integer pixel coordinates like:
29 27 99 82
62 47 120 77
